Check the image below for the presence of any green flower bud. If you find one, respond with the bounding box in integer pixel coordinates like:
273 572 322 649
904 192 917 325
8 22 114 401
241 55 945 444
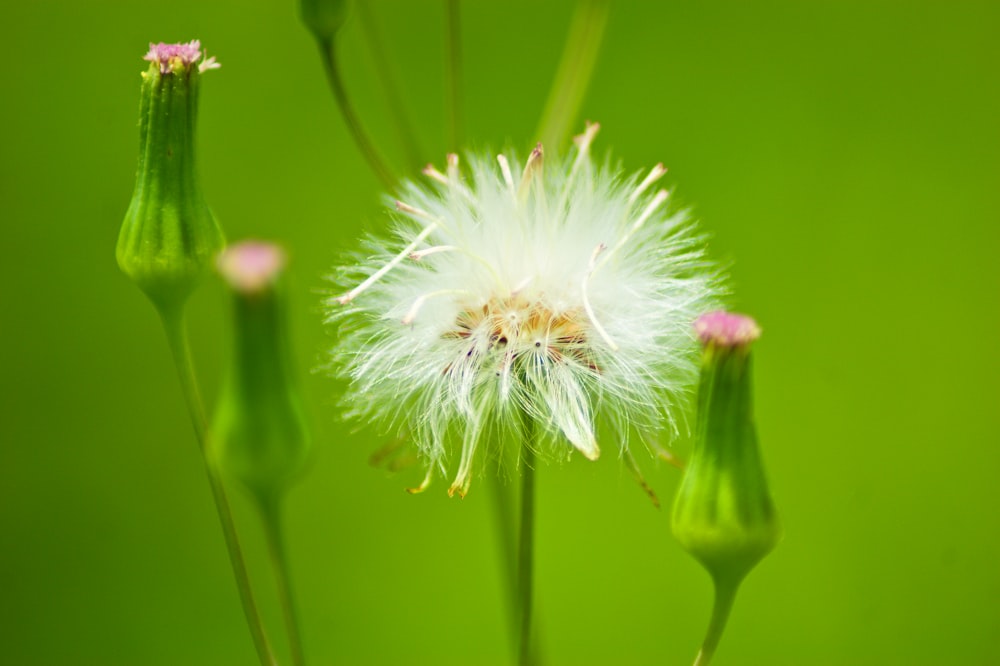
673 311 780 585
300 0 350 45
211 242 311 500
670 311 780 665
117 41 225 313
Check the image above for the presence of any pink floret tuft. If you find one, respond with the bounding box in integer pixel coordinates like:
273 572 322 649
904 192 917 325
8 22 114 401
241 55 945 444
218 241 286 294
695 311 761 348
144 40 218 73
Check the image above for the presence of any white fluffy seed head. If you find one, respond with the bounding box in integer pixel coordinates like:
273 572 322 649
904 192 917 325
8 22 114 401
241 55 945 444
327 128 723 496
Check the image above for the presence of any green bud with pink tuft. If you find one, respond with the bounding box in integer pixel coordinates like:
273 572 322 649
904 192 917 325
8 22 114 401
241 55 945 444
117 40 224 313
671 311 780 666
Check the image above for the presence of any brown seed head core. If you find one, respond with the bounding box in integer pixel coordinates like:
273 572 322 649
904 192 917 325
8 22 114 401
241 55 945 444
443 295 599 373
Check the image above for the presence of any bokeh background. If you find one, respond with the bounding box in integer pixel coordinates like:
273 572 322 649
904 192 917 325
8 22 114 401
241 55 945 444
2 1 998 664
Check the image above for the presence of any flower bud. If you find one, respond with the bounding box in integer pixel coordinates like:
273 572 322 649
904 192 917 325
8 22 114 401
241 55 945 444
211 242 311 499
117 41 225 312
672 312 780 586
300 0 350 45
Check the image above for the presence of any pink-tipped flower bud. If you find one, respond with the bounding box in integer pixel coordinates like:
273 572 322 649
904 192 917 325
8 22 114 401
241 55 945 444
671 311 780 664
210 242 311 500
117 41 224 313
673 311 779 584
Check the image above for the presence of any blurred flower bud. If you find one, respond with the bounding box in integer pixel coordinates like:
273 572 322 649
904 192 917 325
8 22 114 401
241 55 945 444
211 242 311 500
300 0 350 45
117 41 225 313
672 312 780 587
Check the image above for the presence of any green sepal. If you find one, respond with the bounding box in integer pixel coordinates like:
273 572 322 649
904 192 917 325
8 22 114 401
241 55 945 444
211 272 311 499
300 0 350 44
672 343 781 586
117 62 225 312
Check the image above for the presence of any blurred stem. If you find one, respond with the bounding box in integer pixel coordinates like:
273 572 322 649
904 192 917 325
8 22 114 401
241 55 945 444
488 474 517 626
315 37 397 190
691 577 740 666
444 0 463 149
258 495 306 666
356 2 424 170
158 307 278 666
535 0 610 151
517 424 537 666
489 472 544 666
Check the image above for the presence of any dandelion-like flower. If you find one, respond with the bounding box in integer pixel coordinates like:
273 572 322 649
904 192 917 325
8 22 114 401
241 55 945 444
329 124 722 496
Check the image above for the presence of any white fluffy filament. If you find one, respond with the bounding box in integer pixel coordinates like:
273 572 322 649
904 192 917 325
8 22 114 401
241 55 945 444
497 154 516 195
422 164 449 185
518 144 544 201
401 288 471 325
338 217 439 304
581 242 618 351
409 245 458 261
596 189 669 274
629 163 667 205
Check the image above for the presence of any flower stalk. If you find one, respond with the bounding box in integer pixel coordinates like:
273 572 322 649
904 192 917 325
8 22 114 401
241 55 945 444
536 0 610 151
117 42 276 666
300 0 397 189
517 421 537 666
356 1 425 170
444 0 463 150
213 242 312 666
160 311 278 666
316 37 397 190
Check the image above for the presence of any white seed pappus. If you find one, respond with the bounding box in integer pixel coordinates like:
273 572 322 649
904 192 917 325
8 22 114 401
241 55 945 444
328 125 722 496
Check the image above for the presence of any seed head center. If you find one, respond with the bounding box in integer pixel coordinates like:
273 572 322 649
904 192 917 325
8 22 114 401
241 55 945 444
444 294 598 372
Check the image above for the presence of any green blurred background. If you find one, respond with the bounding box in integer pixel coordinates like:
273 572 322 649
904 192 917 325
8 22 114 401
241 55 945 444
2 0 998 664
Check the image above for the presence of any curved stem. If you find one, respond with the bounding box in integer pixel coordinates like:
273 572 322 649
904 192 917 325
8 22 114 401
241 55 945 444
444 0 463 150
535 0 610 151
692 577 740 666
316 37 397 190
159 308 278 666
356 2 425 170
517 425 537 666
258 496 306 666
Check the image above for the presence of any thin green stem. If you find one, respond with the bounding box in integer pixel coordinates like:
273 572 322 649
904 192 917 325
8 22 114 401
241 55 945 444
692 577 740 666
489 470 544 665
356 2 425 170
535 0 610 151
444 0 463 149
159 307 278 666
258 496 306 666
517 427 537 666
488 473 517 638
315 37 397 190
